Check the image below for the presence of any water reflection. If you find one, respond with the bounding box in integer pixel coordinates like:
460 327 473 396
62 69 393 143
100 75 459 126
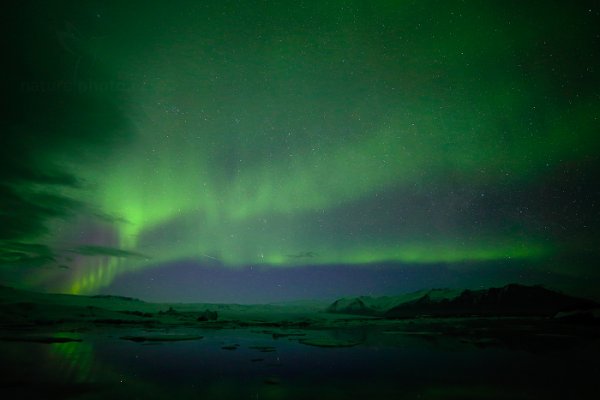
48 335 95 383
1 328 599 399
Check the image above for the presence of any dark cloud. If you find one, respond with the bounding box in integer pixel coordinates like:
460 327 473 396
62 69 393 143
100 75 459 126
0 242 56 268
70 245 149 260
1 1 132 268
0 185 82 241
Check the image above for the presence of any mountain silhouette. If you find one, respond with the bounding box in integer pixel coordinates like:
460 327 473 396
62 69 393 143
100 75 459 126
326 284 598 318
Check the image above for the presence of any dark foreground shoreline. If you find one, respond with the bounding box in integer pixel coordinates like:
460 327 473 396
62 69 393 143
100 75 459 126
1 286 599 399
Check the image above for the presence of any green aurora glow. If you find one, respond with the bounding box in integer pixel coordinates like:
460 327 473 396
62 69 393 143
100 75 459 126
4 1 599 297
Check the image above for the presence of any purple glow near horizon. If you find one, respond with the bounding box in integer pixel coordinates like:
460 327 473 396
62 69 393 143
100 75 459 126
100 259 577 304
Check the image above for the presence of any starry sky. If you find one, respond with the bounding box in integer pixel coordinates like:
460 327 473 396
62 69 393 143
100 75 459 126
3 1 599 303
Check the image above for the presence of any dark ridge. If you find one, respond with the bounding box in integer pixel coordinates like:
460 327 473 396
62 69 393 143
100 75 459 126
91 294 142 302
384 284 598 319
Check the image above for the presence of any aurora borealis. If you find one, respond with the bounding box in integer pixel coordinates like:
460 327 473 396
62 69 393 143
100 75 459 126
3 1 599 302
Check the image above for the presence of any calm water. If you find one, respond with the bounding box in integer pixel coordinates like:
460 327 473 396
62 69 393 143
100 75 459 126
1 328 598 399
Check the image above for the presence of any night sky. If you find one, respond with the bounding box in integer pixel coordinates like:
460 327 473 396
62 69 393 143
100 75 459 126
3 1 599 303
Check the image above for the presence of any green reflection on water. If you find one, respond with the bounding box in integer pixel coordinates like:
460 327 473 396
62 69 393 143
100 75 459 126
48 333 95 383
